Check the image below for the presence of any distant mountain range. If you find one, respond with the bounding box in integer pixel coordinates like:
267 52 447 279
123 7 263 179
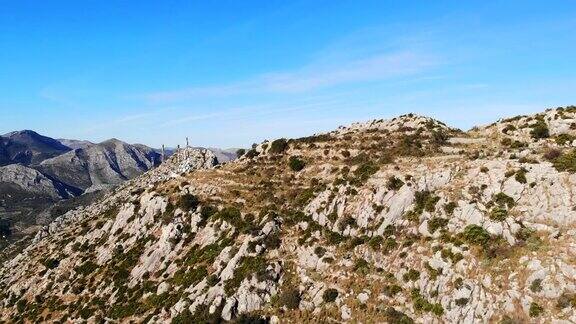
0 130 162 196
0 130 240 244
0 130 163 244
0 130 70 166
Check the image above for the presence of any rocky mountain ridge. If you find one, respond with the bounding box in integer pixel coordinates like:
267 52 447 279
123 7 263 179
2 107 576 323
0 133 162 246
37 138 161 193
0 130 71 167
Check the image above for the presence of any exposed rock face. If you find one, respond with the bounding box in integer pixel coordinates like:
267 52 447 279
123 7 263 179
0 164 63 199
2 108 576 323
38 138 161 192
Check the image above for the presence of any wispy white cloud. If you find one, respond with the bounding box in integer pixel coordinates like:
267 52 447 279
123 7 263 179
141 51 438 103
263 51 435 92
157 96 350 129
159 111 229 127
82 111 161 134
39 86 82 109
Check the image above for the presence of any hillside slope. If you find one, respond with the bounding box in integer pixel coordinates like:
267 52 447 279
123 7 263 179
2 108 576 323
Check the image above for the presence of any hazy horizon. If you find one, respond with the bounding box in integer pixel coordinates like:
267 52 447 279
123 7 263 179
1 1 575 148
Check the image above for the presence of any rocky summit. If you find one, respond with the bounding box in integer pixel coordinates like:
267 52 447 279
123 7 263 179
3 107 576 323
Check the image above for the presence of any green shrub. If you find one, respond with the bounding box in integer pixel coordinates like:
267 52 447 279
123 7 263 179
278 287 301 310
514 168 527 184
43 258 60 270
492 192 515 208
441 248 464 264
556 293 576 309
214 207 242 226
382 237 398 254
314 246 327 258
236 149 246 157
288 156 306 172
501 138 512 146
245 149 258 158
382 284 403 297
206 274 219 287
200 205 217 221
520 230 543 252
555 134 576 145
296 188 315 206
502 138 528 148
387 176 405 191
529 302 544 317
455 298 469 306
384 307 414 324
322 288 339 303
413 190 440 214
263 232 281 250
351 161 379 185
426 262 442 280
461 225 491 246
172 309 194 324
338 216 357 231
270 138 288 154
530 120 550 139
403 269 420 282
177 194 199 211
552 149 576 172
383 224 396 237
16 299 27 313
530 279 543 292
224 256 268 294
502 124 517 134
444 202 457 215
428 217 448 233
368 236 383 249
454 277 464 289
325 231 345 245
353 258 370 273
75 261 98 276
411 289 443 315
489 207 508 222
510 140 527 148
236 314 269 324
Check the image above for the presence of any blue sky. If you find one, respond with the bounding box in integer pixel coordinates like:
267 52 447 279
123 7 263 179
1 1 575 148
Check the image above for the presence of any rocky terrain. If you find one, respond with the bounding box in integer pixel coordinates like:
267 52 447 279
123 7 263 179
2 107 576 323
161 147 240 164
